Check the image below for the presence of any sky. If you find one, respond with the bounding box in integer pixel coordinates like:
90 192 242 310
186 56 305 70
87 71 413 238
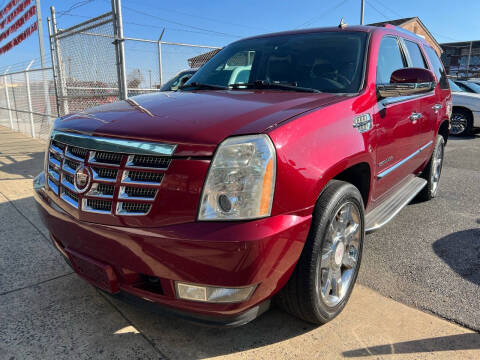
1 0 479 74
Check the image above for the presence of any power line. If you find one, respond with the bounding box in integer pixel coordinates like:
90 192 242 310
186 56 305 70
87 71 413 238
128 0 270 32
116 2 242 38
297 0 350 29
365 0 389 21
369 0 403 19
57 0 97 18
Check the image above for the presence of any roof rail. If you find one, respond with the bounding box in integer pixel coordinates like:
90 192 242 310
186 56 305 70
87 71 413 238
383 24 425 41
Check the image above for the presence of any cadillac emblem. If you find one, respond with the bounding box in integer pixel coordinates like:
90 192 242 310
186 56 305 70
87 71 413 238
74 166 92 193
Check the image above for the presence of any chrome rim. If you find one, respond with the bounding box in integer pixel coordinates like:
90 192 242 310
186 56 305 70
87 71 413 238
431 141 444 194
316 202 361 307
450 113 467 135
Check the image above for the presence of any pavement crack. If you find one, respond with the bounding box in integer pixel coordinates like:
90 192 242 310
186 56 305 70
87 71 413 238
0 272 74 296
97 290 170 360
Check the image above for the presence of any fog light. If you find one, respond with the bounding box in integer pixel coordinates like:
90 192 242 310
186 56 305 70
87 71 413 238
175 282 256 303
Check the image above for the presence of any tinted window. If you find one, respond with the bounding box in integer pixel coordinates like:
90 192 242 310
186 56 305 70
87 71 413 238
377 37 405 84
404 40 427 68
186 32 368 93
424 46 449 89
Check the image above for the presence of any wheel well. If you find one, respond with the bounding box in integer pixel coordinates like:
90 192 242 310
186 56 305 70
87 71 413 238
438 120 449 144
452 106 473 120
333 162 371 208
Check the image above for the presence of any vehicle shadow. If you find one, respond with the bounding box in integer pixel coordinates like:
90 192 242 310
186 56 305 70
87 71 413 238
432 228 480 286
342 333 480 357
0 151 44 179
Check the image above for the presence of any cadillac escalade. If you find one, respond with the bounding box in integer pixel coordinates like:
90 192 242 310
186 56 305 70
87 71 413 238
34 24 451 326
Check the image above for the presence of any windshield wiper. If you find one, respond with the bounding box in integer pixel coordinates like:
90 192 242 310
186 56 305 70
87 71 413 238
180 82 227 90
229 80 322 93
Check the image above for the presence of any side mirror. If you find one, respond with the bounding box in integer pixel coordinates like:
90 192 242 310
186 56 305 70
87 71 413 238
377 68 436 98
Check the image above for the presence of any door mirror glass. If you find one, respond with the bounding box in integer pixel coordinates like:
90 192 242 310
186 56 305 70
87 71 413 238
377 67 436 98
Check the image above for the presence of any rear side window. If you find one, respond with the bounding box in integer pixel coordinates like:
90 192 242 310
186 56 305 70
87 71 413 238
404 40 427 68
424 46 449 89
377 37 406 84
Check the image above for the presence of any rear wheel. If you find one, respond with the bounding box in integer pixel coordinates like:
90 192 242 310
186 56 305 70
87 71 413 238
418 135 445 201
450 108 473 136
276 180 364 324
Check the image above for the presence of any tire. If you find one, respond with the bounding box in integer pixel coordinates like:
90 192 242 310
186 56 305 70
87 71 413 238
418 135 445 201
450 108 473 136
275 180 365 324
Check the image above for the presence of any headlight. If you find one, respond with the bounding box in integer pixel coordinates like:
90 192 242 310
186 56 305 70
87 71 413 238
198 134 276 220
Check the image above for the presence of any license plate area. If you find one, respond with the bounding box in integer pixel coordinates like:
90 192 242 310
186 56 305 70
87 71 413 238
66 248 119 293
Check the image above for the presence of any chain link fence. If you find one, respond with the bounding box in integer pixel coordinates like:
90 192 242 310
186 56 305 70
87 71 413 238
0 67 57 140
1 3 222 139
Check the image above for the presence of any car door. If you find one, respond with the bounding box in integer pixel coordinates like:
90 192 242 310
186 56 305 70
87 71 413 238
373 35 422 200
401 38 437 158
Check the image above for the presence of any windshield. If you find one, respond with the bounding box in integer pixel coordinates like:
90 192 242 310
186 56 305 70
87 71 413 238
184 31 368 94
449 79 464 92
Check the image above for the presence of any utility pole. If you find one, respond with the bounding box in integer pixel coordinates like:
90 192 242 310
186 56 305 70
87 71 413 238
148 69 152 88
466 41 473 79
360 0 365 25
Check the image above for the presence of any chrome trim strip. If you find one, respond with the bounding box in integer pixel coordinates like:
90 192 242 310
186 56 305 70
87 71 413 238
377 140 433 179
88 151 122 167
48 168 60 182
52 130 176 156
61 177 78 193
125 154 170 170
86 183 114 199
121 170 163 186
48 153 62 168
381 91 435 106
48 179 59 194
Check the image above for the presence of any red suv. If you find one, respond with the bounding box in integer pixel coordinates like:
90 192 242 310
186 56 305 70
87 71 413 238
34 24 451 326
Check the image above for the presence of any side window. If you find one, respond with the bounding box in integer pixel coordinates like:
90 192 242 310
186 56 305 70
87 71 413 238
404 40 427 68
424 46 449 89
376 37 406 84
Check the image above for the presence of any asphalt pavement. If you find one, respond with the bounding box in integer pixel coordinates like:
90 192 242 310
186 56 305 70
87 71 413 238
358 131 480 331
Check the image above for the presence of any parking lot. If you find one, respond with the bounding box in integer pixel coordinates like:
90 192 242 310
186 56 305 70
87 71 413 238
1 125 479 359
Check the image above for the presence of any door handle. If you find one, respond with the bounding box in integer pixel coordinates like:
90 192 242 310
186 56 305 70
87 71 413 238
433 104 442 113
410 112 423 123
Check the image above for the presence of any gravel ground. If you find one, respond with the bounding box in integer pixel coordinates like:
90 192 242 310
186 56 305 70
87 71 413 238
358 131 480 331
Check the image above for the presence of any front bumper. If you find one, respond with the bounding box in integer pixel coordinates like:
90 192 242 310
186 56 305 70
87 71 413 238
34 173 311 325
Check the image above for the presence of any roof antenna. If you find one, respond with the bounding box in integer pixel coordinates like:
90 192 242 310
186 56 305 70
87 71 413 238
338 17 347 29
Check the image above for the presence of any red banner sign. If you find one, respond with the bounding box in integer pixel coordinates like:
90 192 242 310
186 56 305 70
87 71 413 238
0 0 32 30
0 0 20 18
0 5 35 42
0 21 37 55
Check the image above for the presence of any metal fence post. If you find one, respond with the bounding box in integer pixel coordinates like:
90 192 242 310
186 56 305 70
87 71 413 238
51 6 69 115
47 17 60 116
25 60 36 137
111 0 127 99
157 28 165 86
3 68 13 130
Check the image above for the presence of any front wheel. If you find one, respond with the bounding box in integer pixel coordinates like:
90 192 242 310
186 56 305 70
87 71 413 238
276 180 365 324
418 135 445 201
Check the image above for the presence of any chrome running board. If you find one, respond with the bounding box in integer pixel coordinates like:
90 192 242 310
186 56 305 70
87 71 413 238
365 176 427 232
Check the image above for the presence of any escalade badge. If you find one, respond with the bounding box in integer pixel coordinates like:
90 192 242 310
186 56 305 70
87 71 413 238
74 166 92 193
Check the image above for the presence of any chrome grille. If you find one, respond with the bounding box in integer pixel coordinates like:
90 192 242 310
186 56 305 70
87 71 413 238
127 155 170 169
46 133 171 216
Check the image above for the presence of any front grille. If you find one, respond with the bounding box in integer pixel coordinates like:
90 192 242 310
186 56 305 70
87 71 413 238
92 151 122 165
128 155 170 169
118 202 151 214
125 171 163 184
93 167 118 180
47 136 170 216
122 186 157 199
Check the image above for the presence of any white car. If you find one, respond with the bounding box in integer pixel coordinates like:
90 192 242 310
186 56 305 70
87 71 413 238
449 79 480 136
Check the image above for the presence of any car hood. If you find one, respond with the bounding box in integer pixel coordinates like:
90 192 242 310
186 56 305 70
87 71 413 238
54 90 347 156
